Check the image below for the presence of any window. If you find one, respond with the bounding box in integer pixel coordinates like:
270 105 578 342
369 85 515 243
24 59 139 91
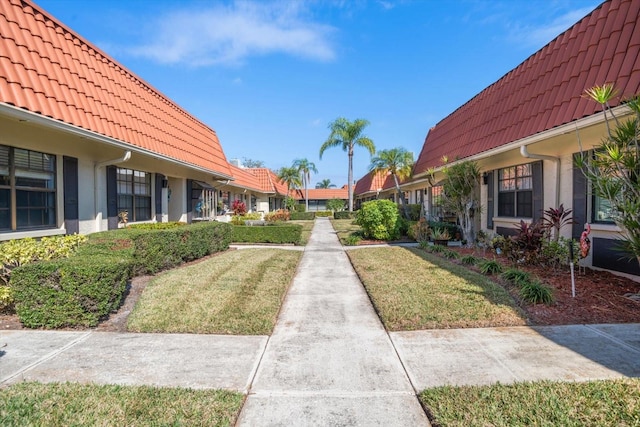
0 145 56 231
430 185 444 220
593 195 614 223
116 168 151 221
498 163 533 218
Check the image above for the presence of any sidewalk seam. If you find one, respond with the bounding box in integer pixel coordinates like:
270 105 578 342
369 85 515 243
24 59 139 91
583 324 640 354
0 331 93 386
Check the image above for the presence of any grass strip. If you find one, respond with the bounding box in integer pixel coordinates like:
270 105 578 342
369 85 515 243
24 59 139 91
0 382 243 427
330 219 361 244
290 220 315 245
420 379 640 427
347 247 526 330
127 248 301 335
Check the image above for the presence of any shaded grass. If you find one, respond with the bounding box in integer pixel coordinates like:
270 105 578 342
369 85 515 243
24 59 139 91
127 248 301 334
0 382 243 427
330 219 362 245
347 247 526 330
420 378 640 427
290 220 314 245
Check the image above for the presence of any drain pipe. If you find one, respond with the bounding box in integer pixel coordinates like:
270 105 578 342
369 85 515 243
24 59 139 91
520 145 560 208
94 151 132 230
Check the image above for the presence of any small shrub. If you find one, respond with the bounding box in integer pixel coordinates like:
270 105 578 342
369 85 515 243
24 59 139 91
520 281 554 304
315 211 333 217
429 244 446 253
128 222 186 230
231 224 302 244
428 221 459 240
326 199 346 212
244 212 262 220
505 220 546 265
290 212 316 220
502 268 532 286
442 249 460 259
431 227 451 242
479 259 503 275
409 218 431 243
344 234 362 246
0 285 13 311
231 200 247 215
541 237 579 269
231 215 246 226
461 255 478 265
356 200 400 241
334 211 356 220
265 209 290 222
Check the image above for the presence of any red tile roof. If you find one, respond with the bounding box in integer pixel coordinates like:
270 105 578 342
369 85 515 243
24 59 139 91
247 168 288 195
414 0 640 175
290 188 348 200
227 164 263 193
0 0 231 177
354 171 393 196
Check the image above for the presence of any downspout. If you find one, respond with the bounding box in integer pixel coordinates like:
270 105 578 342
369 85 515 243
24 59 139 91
94 151 132 230
520 145 560 208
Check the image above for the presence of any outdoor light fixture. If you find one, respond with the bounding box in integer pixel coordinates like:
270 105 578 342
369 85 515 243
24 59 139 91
161 178 168 188
482 172 489 185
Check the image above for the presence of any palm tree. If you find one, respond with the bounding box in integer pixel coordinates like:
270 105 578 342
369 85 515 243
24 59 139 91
277 166 301 210
315 179 336 189
293 158 318 212
369 147 414 219
320 117 375 211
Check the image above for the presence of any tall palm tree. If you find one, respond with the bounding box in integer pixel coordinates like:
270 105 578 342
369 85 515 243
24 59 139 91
315 179 336 189
369 147 414 219
320 117 375 211
277 166 301 210
293 158 318 212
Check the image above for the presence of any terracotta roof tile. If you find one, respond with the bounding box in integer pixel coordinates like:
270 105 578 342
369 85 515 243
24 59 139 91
290 188 348 201
414 0 640 174
354 170 393 196
245 168 288 195
227 164 263 193
0 0 231 177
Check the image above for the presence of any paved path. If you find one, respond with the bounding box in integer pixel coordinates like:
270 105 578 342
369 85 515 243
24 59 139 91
1 217 639 426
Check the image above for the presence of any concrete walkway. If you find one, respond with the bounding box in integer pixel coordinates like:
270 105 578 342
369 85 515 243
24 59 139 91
1 217 639 425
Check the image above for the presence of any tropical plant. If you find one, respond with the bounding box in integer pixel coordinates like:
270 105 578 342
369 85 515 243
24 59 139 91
315 179 336 189
439 159 481 247
410 218 431 243
520 280 554 305
461 255 479 265
320 117 376 212
293 158 318 212
369 147 415 219
576 84 640 267
277 167 301 210
478 259 503 275
231 200 246 216
326 198 346 212
501 268 532 286
431 227 451 242
541 204 576 242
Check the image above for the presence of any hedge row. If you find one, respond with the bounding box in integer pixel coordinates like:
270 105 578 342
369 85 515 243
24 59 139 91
11 221 232 328
290 212 316 220
315 211 333 217
231 224 302 244
333 211 356 219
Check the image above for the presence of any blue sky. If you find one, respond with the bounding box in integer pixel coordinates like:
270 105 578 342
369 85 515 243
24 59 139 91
36 0 598 187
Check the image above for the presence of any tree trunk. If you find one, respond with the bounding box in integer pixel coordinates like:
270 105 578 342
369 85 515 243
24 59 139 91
305 173 309 212
348 148 354 211
393 174 410 219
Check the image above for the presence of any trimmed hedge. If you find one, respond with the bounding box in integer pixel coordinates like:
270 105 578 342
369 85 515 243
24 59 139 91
231 224 302 244
11 221 232 328
12 255 133 328
290 212 316 220
334 211 356 219
315 211 333 217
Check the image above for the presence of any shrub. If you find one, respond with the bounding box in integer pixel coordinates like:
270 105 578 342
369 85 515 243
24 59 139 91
400 204 422 221
504 220 546 265
231 215 246 226
334 211 356 219
12 255 133 328
128 222 186 230
315 210 333 217
244 212 262 220
442 249 460 259
397 217 410 237
356 199 400 241
326 199 346 212
290 212 316 220
231 200 247 215
502 268 532 286
344 234 362 246
265 209 290 222
0 285 13 311
231 224 302 244
0 234 88 286
541 237 579 269
130 222 232 275
409 218 430 243
479 259 503 275
461 255 478 265
428 221 460 240
294 204 306 213
520 280 554 304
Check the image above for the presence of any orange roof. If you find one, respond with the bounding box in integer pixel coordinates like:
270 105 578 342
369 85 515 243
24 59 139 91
354 171 393 196
414 0 640 174
227 164 263 192
0 0 231 177
290 188 348 200
247 168 288 195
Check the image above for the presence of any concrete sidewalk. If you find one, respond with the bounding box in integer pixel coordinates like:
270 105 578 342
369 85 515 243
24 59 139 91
1 217 639 426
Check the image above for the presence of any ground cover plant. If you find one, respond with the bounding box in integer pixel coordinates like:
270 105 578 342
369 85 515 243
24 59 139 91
0 382 243 427
420 378 640 427
127 248 301 334
347 247 526 330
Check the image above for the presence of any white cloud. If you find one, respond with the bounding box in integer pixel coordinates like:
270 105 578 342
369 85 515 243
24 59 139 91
507 6 596 49
127 1 336 67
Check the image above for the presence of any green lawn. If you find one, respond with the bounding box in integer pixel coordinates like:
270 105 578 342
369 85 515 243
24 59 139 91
347 246 526 330
0 382 243 427
127 248 301 334
420 379 640 427
290 219 315 245
329 218 361 244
